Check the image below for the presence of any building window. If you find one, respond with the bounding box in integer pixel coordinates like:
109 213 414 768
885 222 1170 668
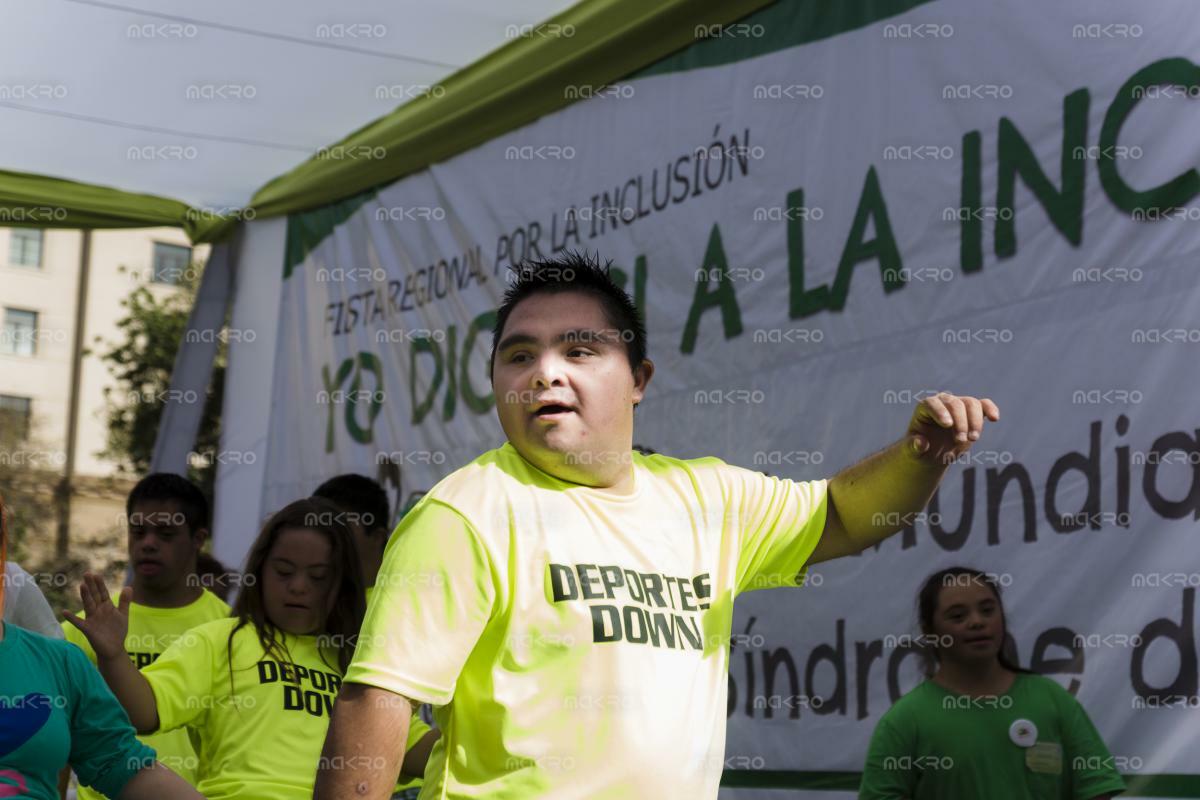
0 395 31 439
9 229 43 268
152 242 192 285
1 308 39 356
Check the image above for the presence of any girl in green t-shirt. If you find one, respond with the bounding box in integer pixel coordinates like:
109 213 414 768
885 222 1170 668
859 566 1126 800
66 497 434 800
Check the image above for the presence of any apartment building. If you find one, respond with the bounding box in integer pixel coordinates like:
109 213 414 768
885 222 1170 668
0 226 208 560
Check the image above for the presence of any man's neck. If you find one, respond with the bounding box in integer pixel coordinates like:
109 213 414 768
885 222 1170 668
524 446 637 496
593 465 636 496
131 581 203 608
933 658 1015 697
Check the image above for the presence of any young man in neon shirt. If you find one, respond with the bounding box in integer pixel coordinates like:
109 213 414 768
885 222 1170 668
62 473 229 798
315 252 1000 799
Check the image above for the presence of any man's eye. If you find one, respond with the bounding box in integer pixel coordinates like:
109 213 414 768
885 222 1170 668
568 349 592 357
509 352 530 363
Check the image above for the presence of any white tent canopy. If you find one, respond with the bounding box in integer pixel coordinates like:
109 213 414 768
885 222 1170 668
0 0 575 210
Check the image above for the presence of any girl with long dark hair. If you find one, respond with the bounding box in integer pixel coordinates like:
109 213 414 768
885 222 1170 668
859 566 1126 800
67 496 432 799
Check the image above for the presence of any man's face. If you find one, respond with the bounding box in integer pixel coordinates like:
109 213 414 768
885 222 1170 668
127 499 204 594
492 291 652 487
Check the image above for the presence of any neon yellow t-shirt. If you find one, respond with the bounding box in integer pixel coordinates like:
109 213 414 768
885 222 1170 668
61 588 230 799
142 616 429 800
346 443 828 798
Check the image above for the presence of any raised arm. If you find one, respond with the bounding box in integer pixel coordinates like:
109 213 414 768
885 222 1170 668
315 682 415 799
62 574 160 733
810 392 999 563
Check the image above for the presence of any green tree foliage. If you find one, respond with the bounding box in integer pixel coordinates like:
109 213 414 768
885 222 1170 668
97 264 225 497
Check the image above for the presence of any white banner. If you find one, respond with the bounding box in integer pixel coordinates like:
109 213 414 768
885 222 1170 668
262 0 1200 787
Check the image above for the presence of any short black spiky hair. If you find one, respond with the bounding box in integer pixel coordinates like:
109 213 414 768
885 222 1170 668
489 251 648 382
126 472 209 535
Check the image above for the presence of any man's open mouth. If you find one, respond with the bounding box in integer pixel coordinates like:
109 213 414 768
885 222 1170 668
531 399 576 418
534 404 573 416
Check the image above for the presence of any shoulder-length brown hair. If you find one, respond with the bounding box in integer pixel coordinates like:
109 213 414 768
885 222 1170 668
917 566 1030 678
227 497 365 690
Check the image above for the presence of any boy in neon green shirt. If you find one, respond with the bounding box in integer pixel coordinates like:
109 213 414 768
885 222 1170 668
315 253 1001 799
62 473 229 798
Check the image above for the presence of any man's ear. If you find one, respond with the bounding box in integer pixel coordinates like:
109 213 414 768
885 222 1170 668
632 359 655 405
193 527 210 550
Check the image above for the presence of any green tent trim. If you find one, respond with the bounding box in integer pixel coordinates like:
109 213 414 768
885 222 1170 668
280 0 932 272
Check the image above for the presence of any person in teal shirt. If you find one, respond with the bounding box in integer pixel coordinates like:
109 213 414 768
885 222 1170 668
860 567 1126 800
0 493 202 800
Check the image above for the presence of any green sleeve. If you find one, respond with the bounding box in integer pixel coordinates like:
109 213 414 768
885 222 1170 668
63 642 157 797
1061 693 1126 799
859 716 915 800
